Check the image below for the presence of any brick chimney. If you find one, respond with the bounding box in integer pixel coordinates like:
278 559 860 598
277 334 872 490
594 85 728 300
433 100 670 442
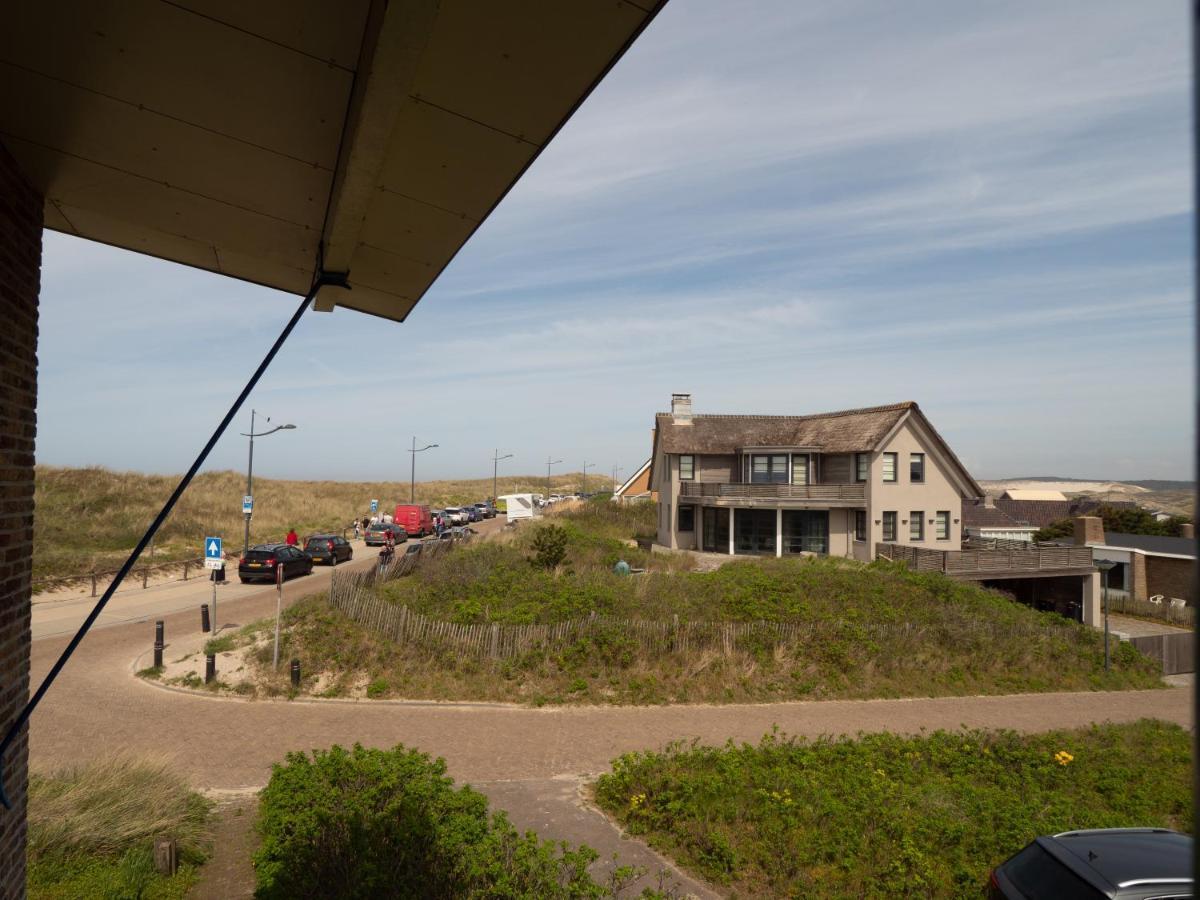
1073 516 1104 546
983 495 995 509
671 393 692 422
1180 523 1194 540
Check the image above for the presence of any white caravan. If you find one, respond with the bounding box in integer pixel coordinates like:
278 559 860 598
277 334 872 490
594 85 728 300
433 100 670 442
498 493 539 522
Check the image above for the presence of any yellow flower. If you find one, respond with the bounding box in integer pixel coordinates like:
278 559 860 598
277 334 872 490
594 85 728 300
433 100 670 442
1053 750 1074 766
629 792 647 810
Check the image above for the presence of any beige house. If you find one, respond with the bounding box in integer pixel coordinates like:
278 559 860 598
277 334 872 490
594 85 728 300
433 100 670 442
649 395 983 560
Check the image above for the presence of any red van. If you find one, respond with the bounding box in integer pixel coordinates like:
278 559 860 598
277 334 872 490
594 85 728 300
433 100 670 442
393 504 433 537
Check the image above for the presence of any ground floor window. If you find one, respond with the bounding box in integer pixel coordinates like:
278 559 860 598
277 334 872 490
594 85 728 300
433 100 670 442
935 510 950 540
882 511 897 542
734 509 776 554
910 510 924 541
854 509 867 542
783 510 828 554
678 505 695 532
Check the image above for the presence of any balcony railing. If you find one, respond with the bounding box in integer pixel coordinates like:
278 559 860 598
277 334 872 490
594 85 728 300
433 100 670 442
679 482 865 500
876 542 1095 575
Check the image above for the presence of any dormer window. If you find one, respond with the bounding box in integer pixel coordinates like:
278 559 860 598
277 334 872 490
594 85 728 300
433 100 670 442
750 454 789 484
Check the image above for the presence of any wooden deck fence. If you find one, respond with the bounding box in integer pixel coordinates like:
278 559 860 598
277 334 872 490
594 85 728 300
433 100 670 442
876 543 1094 576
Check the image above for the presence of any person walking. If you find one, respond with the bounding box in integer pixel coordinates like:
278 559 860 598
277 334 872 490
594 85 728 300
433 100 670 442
285 527 298 547
353 519 361 540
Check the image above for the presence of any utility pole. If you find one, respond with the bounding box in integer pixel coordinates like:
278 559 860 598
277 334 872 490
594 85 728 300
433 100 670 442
612 464 622 491
492 449 513 504
241 410 296 555
546 456 562 501
581 460 593 495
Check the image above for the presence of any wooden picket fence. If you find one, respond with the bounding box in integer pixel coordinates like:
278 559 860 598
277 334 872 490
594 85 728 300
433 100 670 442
328 547 1087 660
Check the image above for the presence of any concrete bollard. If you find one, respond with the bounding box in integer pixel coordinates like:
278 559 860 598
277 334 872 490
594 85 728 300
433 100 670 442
200 604 210 633
205 653 216 684
153 837 178 875
290 659 301 688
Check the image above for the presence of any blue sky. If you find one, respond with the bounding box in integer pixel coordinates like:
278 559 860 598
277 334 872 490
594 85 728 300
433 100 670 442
37 0 1192 484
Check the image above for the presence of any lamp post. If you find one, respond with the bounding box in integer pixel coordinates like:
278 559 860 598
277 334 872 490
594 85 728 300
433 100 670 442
408 437 438 503
1097 559 1116 672
492 449 513 505
546 456 562 502
581 460 593 496
241 410 296 555
612 464 622 491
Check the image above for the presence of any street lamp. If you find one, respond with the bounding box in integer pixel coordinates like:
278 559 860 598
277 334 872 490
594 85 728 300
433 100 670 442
408 437 438 503
581 460 593 496
546 456 562 502
1097 559 1117 672
492 449 514 505
241 409 297 554
612 464 623 491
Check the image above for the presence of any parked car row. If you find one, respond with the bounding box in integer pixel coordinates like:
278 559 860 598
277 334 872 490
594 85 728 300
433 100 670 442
236 534 354 584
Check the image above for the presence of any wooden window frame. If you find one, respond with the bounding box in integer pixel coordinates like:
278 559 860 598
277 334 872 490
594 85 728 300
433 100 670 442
935 510 950 541
910 511 924 542
678 505 695 532
882 511 897 542
882 452 898 483
679 455 695 481
855 453 869 483
854 509 867 542
910 452 925 484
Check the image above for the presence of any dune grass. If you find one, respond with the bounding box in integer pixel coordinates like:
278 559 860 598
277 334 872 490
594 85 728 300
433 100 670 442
27 753 211 899
593 720 1193 898
224 506 1162 705
33 464 604 583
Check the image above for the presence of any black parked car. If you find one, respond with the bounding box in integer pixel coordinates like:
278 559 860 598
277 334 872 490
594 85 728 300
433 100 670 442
238 543 314 584
304 534 353 566
990 828 1193 899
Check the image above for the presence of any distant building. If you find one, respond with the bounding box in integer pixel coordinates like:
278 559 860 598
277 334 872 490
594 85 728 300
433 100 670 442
1061 519 1195 604
999 489 1068 502
613 459 653 504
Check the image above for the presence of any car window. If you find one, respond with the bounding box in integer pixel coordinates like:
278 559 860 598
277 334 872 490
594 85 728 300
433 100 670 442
1004 843 1104 900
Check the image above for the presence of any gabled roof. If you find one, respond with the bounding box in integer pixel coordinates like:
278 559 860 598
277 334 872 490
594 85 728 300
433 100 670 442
614 458 651 498
962 501 1027 529
655 402 914 455
651 401 982 497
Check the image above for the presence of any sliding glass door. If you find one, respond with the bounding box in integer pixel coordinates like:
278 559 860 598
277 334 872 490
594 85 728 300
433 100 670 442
782 510 828 554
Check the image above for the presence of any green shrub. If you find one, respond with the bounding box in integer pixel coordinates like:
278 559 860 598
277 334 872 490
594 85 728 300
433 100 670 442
595 721 1193 898
253 744 608 898
531 525 570 569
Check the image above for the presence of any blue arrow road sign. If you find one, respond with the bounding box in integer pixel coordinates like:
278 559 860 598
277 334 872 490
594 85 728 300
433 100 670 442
370 499 379 513
205 537 223 560
242 495 253 515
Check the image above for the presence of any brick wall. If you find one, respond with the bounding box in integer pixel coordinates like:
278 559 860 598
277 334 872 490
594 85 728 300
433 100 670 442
1130 552 1148 602
1145 555 1194 604
0 142 41 898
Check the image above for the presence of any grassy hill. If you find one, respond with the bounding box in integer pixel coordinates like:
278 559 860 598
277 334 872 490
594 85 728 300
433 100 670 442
33 465 604 582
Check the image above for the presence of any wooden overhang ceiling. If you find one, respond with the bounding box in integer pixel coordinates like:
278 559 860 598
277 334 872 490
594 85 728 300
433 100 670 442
0 0 665 321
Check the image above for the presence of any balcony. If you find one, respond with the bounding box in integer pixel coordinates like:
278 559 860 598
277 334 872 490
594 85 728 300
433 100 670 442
875 542 1095 579
679 482 866 502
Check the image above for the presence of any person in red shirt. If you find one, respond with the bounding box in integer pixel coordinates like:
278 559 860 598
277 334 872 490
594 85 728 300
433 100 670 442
285 528 298 546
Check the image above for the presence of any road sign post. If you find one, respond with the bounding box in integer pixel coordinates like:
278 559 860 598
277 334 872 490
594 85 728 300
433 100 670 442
370 499 379 519
204 537 223 633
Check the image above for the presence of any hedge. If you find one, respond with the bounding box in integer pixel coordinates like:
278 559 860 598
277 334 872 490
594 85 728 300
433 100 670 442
253 744 607 899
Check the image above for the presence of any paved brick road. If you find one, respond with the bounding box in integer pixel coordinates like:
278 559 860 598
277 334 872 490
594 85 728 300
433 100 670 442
25 522 1192 897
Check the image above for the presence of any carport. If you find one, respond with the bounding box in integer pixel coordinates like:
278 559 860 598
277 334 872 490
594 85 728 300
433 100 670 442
0 1 665 888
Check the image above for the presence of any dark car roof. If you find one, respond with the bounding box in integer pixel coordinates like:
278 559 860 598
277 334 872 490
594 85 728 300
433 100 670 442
250 543 288 551
1047 829 1192 892
306 533 337 539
